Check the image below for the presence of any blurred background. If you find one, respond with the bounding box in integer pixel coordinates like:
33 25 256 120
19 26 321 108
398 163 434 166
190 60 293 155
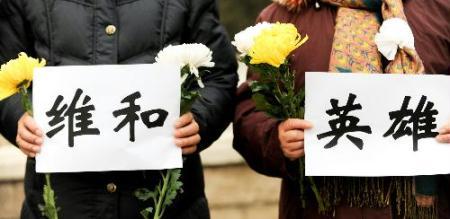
0 1 282 219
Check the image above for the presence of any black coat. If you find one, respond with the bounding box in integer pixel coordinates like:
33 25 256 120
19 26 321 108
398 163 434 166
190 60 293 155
0 0 238 218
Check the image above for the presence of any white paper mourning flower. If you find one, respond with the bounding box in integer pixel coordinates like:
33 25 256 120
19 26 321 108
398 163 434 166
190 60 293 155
155 43 214 88
232 22 273 56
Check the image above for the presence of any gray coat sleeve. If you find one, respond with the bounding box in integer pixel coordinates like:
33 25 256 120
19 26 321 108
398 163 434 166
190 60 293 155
186 0 238 151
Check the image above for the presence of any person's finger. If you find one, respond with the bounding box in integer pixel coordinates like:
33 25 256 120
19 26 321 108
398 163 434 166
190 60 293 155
16 136 40 155
174 120 199 138
424 196 434 206
416 195 434 207
21 148 36 158
23 115 43 137
437 124 450 143
17 122 42 151
416 200 424 207
181 145 197 155
175 113 193 129
18 125 43 145
283 130 304 143
175 134 201 147
283 149 304 161
436 134 450 143
438 124 450 135
282 141 304 152
19 146 35 157
22 140 41 153
280 119 313 132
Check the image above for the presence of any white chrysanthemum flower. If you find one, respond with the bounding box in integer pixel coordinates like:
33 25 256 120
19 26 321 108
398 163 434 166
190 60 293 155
155 44 214 88
232 22 273 56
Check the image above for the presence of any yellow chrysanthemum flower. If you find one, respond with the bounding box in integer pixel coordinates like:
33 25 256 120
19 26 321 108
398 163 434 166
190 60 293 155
0 52 46 100
249 22 308 68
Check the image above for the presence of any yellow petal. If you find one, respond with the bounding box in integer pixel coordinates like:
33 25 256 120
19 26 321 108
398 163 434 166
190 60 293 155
0 86 18 100
248 22 308 68
0 52 46 100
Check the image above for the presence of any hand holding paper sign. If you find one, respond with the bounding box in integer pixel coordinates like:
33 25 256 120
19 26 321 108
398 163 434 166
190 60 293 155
436 121 450 143
174 112 200 154
16 113 43 157
278 119 312 160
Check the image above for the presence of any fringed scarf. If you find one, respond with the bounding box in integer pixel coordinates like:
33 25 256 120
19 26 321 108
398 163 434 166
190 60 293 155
273 0 437 218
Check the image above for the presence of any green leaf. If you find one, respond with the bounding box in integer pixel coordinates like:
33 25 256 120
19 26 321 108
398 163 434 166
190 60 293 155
252 93 271 112
140 207 153 219
298 107 305 119
247 63 279 80
135 188 157 201
181 91 200 114
163 169 183 207
249 81 270 93
296 88 304 100
252 93 286 119
41 176 59 219
181 66 190 77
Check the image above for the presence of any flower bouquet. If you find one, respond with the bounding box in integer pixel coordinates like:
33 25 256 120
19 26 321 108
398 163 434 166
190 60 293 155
135 43 214 219
233 22 326 212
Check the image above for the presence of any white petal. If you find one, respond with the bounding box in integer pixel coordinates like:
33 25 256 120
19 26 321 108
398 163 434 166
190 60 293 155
232 22 273 56
190 65 200 78
155 43 214 74
197 79 205 88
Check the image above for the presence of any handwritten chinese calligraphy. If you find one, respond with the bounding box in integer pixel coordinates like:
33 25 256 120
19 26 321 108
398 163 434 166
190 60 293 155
113 91 169 142
383 95 439 151
317 94 439 152
317 93 372 150
46 90 170 146
305 72 450 177
46 88 100 147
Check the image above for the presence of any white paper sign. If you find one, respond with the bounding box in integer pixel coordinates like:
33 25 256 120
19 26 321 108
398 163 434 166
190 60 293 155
305 72 450 176
33 64 182 173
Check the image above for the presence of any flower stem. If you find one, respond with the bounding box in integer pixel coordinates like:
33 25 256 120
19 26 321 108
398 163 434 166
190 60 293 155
300 158 325 212
18 85 59 219
42 173 59 219
299 158 306 208
307 176 326 213
19 85 32 114
298 151 326 213
154 171 169 219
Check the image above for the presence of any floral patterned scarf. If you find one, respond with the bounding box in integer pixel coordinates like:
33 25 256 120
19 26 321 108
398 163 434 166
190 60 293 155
272 0 424 73
323 0 424 74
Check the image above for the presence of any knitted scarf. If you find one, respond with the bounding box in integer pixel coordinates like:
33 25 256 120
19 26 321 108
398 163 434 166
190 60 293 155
273 0 436 218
